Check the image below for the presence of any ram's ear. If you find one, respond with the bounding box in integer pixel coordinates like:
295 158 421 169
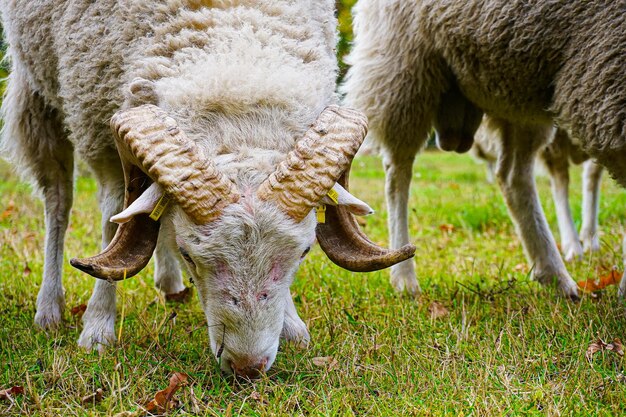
320 183 374 216
110 182 164 224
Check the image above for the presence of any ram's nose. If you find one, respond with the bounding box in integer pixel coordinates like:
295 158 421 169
229 356 268 379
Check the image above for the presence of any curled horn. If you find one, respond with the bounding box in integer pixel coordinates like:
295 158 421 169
71 104 239 280
316 167 416 272
70 162 160 280
257 106 367 221
257 105 415 271
110 105 240 224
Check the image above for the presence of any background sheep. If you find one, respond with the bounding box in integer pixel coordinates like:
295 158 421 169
471 119 604 261
0 0 413 377
343 0 625 299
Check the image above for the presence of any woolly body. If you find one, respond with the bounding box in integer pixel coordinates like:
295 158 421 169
3 0 337 167
343 0 625 297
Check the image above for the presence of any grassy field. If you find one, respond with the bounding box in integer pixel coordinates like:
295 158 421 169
0 151 625 416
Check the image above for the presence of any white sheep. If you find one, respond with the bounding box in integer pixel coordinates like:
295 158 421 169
0 0 414 377
472 119 604 261
343 0 625 299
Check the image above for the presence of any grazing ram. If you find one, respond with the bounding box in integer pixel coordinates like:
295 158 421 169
472 120 604 261
0 0 414 377
343 0 625 299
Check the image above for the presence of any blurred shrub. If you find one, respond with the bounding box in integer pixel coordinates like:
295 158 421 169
336 0 357 81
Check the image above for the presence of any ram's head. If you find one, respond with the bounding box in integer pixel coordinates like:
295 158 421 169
71 104 415 377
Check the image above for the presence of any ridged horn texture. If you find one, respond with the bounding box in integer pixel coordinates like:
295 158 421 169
316 167 416 272
111 104 240 224
256 105 368 222
70 104 239 281
70 163 160 280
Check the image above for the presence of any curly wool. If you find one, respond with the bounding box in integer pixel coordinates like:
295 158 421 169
1 0 338 180
343 0 625 178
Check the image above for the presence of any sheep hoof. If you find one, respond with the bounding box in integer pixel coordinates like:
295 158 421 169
390 266 421 297
34 290 65 330
282 316 310 349
562 241 584 262
534 269 579 300
581 235 601 253
34 304 64 330
78 314 116 353
557 278 580 301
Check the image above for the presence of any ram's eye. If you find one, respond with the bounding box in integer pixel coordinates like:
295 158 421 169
231 297 240 306
258 292 268 301
179 247 195 265
300 246 311 259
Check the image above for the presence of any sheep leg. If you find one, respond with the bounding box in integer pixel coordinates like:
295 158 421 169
383 152 420 295
281 291 309 347
78 163 124 352
494 121 578 298
4 77 75 330
541 149 583 261
36 153 74 330
154 216 185 296
485 160 496 184
579 160 603 253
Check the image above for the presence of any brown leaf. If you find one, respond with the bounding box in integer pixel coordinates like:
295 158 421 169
311 356 338 369
513 263 528 273
438 223 455 233
23 263 32 276
428 301 449 319
144 372 188 413
165 287 193 303
0 386 24 401
0 200 15 221
70 304 87 318
608 339 624 356
586 338 625 362
586 339 606 362
81 388 104 405
577 269 622 293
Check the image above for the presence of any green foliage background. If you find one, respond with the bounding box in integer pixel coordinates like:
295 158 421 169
336 0 357 79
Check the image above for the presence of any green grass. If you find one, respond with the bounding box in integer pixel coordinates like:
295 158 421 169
1 151 625 416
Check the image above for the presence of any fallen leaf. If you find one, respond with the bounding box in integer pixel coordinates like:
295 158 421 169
165 287 192 303
428 301 449 319
0 200 15 221
81 388 104 405
577 269 622 293
311 356 338 369
611 339 625 356
513 263 527 273
70 304 87 318
586 338 625 362
438 223 455 233
145 372 188 413
0 386 24 401
23 263 31 276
